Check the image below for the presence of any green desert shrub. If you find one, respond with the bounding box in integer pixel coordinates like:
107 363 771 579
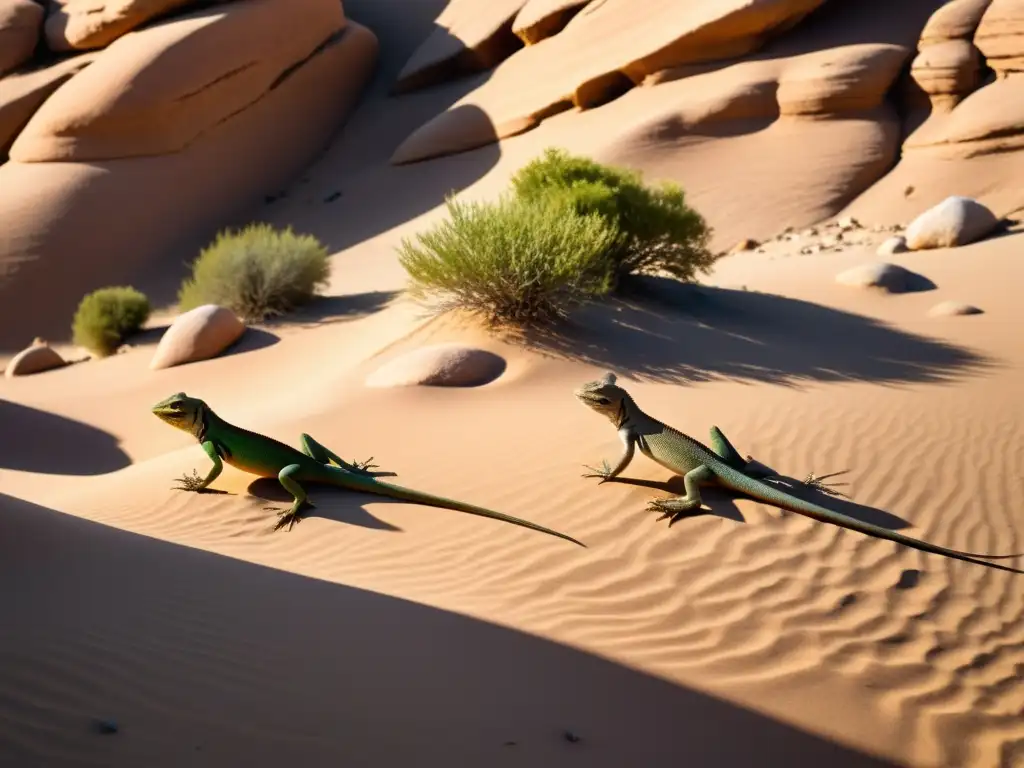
510 148 716 286
71 286 151 357
397 195 619 327
177 223 330 322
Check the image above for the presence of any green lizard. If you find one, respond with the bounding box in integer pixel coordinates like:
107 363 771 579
575 372 1024 574
152 392 583 546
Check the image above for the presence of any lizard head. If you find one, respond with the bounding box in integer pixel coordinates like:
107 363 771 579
574 372 627 422
152 392 207 433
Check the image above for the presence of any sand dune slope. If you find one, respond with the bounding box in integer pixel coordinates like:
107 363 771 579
3 229 1024 766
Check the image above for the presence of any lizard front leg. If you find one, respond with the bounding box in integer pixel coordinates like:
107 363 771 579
269 463 311 532
172 440 223 492
647 465 715 526
582 431 636 484
299 433 396 478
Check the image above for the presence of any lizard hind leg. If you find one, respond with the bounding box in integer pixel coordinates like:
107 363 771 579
648 465 716 526
299 433 395 478
270 463 311 532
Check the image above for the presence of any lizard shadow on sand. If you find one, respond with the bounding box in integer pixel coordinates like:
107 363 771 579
518 277 998 387
245 477 403 532
605 469 909 531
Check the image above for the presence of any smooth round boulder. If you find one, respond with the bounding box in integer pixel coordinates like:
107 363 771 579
905 195 999 250
927 300 983 317
149 304 245 370
364 343 507 388
4 339 65 377
835 262 920 293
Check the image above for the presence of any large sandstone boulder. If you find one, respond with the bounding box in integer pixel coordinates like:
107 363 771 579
394 0 527 94
149 304 245 370
0 1 378 349
904 195 1000 250
0 0 44 77
44 0 209 52
12 0 345 161
365 344 507 388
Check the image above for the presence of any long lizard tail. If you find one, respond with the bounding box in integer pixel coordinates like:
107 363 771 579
711 464 1024 574
320 465 585 547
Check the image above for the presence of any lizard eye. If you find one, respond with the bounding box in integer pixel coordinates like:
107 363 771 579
595 397 610 405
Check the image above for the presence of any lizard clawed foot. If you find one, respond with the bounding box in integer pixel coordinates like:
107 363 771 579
581 460 614 484
171 469 207 492
268 505 309 532
350 457 397 478
646 498 702 526
800 469 851 499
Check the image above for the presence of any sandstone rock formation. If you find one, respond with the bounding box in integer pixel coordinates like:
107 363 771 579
149 304 245 370
365 344 508 388
905 195 999 249
0 53 96 156
44 0 209 52
512 0 588 45
392 0 827 163
394 0 527 94
0 0 43 77
0 0 378 349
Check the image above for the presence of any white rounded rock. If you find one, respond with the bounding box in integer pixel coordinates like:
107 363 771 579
835 262 919 293
149 304 245 370
877 235 908 255
927 300 983 317
364 343 507 388
905 196 999 250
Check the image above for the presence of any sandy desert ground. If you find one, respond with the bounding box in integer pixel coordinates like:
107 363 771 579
3 1 1024 767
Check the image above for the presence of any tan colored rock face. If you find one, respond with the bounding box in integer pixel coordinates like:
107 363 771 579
919 0 993 46
10 0 346 162
393 0 826 164
44 0 211 52
0 53 96 156
394 0 528 94
512 0 588 45
911 39 982 103
975 0 1024 75
0 0 44 77
0 17 378 347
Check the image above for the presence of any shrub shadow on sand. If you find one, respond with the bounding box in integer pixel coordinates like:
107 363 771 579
520 278 996 387
0 493 899 767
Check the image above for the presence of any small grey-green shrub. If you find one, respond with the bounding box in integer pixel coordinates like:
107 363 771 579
71 286 151 357
510 148 716 287
398 195 619 327
178 223 330 322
